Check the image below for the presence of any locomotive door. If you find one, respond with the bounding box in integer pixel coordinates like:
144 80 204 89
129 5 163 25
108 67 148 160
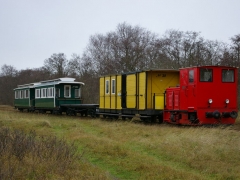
187 69 196 108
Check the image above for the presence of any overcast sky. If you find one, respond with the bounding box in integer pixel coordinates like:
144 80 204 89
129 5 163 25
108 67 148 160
0 0 239 70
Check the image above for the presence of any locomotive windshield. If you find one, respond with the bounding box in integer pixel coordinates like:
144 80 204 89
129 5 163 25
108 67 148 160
222 69 234 82
200 68 212 82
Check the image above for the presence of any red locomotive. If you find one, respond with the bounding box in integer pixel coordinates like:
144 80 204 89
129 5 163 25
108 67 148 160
164 66 238 125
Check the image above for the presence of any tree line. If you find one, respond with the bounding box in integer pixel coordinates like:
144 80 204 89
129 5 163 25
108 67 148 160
1 22 240 105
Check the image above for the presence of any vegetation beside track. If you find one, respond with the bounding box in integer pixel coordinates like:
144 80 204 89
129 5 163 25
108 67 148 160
1 105 240 179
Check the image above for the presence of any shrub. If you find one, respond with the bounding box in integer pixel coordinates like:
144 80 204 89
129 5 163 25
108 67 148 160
0 127 79 179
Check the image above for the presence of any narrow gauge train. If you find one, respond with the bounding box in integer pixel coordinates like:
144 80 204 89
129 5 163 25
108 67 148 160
14 65 238 125
14 78 98 116
99 65 238 125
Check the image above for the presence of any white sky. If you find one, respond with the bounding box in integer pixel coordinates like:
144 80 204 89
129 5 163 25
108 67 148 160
0 0 239 70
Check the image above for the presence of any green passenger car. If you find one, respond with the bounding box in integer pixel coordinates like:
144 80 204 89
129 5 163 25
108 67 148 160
14 83 37 111
14 78 84 113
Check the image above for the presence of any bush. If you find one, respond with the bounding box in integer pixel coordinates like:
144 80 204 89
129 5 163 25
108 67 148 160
0 127 79 179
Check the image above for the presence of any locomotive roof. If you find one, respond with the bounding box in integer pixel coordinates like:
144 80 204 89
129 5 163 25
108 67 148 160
14 77 84 90
179 65 238 69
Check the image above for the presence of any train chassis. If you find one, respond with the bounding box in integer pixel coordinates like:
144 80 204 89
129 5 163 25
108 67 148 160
16 104 99 118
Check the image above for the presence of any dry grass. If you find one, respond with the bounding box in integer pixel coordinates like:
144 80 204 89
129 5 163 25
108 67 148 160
0 127 80 179
1 105 240 179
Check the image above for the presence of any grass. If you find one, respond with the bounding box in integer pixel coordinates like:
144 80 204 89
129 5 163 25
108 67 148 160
1 105 240 179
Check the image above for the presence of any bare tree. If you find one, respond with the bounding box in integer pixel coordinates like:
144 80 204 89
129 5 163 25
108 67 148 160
66 54 83 77
0 64 18 105
0 64 18 77
181 31 201 67
77 53 99 103
84 22 158 75
228 34 240 107
203 40 224 65
230 34 240 67
43 53 68 78
161 30 183 69
159 30 229 68
17 68 51 85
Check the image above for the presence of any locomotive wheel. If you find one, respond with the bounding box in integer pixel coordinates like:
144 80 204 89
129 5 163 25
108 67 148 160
230 111 238 119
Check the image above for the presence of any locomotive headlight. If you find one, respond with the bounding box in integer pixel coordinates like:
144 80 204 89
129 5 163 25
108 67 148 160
208 99 213 104
225 99 229 104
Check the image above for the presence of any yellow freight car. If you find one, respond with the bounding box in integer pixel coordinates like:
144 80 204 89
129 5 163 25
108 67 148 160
99 69 179 122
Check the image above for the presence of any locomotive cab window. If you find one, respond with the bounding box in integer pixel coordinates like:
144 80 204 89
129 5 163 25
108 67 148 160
189 70 194 83
222 69 234 82
200 68 212 82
